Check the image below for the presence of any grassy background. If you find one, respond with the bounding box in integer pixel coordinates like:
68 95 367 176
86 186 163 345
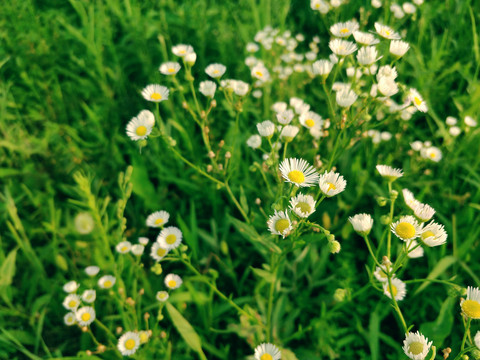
1 0 480 359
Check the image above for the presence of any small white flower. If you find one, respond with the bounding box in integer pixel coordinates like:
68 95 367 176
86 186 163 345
257 120 275 137
406 239 424 258
383 278 407 301
139 237 149 245
280 125 300 142
185 52 197 65
165 274 183 290
118 331 141 356
329 39 358 56
336 88 358 107
290 193 316 218
157 226 183 250
252 90 262 98
403 3 416 14
254 343 281 360
357 46 380 65
82 289 96 303
402 189 420 210
420 221 447 247
276 109 295 125
159 62 181 75
98 275 116 289
449 126 461 136
279 158 319 187
246 135 262 149
74 212 94 234
64 312 76 326
349 213 373 235
267 210 292 238
146 210 170 228
403 331 433 360
116 241 132 254
76 306 96 326
312 59 334 76
391 215 421 241
246 42 259 52
172 44 194 57
374 23 401 40
390 40 410 57
374 265 393 282
156 291 169 302
131 244 145 256
126 114 153 141
63 281 80 293
272 102 288 113
233 80 249 96
376 165 403 181
353 31 380 46
85 265 100 277
446 116 458 126
408 88 428 112
318 171 347 197
299 111 323 130
410 141 423 151
422 146 442 162
412 202 435 222
371 0 382 8
377 65 398 81
251 64 270 82
205 63 226 78
330 20 359 38
311 0 329 13
63 294 81 311
474 331 480 349
199 81 217 98
465 115 478 127
141 84 169 103
378 77 399 97
150 242 169 262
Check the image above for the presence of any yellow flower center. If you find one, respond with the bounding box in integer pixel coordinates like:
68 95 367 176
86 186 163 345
261 354 273 360
154 218 164 225
315 3 320 8
274 219 290 234
168 68 175 73
136 126 147 136
139 332 149 344
305 119 315 127
408 342 424 355
68 300 77 308
429 152 436 159
340 28 350 34
295 202 311 214
414 97 422 106
462 300 480 318
378 269 388 278
157 248 167 257
288 170 305 184
389 284 398 297
150 92 163 100
165 234 177 245
104 280 112 288
168 280 177 288
125 339 136 350
421 230 435 240
213 69 220 74
326 182 337 192
121 246 128 252
81 312 91 322
385 30 391 36
179 50 186 54
158 292 167 299
255 71 263 77
395 222 416 239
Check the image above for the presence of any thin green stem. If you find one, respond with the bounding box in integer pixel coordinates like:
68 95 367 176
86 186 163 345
386 274 408 333
387 181 395 259
266 253 278 342
461 318 471 351
224 181 250 223
363 235 383 268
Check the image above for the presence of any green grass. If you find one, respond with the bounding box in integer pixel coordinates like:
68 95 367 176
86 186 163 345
1 0 480 359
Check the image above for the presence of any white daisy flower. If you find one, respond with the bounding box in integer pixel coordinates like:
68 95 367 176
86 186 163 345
376 165 403 181
420 221 447 247
461 286 480 319
116 241 132 254
276 109 294 125
374 23 401 40
159 62 181 75
391 215 421 241
406 240 424 258
146 210 170 228
465 115 477 127
289 194 316 218
371 0 381 8
126 114 153 141
118 331 141 356
383 278 407 301
402 189 420 210
272 102 287 113
82 289 96 303
63 281 79 293
352 31 380 46
150 242 169 262
165 274 183 290
141 84 169 103
98 275 116 289
131 244 145 256
203 63 225 79
329 20 359 38
63 294 81 311
233 80 249 96
76 306 96 326
172 44 194 57
156 291 169 302
198 80 217 98
318 171 347 197
312 59 334 76
357 46 380 65
336 88 358 107
349 213 373 236
267 210 292 238
74 212 94 234
329 39 358 56
449 126 461 136
251 64 270 82
246 42 259 52
138 237 149 246
257 120 275 137
137 110 155 127
378 77 399 97
85 265 100 277
412 203 435 222
185 52 197 65
374 265 393 282
64 312 76 326
247 135 262 149
390 40 410 57
403 3 416 14
157 226 183 250
279 158 319 187
252 90 262 98
410 141 423 151
403 331 433 360
254 343 281 360
446 116 458 126
422 146 442 162
408 88 428 112
311 0 329 13
299 111 322 130
377 65 398 81
280 125 299 142
475 331 480 349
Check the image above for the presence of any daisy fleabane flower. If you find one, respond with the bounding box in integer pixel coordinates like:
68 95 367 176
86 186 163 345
267 210 292 238
376 164 403 181
329 39 358 56
329 20 359 38
408 88 428 112
165 274 183 290
172 44 194 57
150 242 169 261
82 289 96 303
205 63 226 78
390 40 410 57
461 286 480 319
64 312 76 326
353 31 380 46
251 63 271 82
349 213 373 236
156 291 169 302
199 80 217 97
157 226 183 250
357 46 380 65
85 265 100 277
336 88 358 107
279 158 319 187
63 294 81 311
312 59 334 76
403 331 433 360
290 194 316 218
118 331 141 356
406 239 424 258
254 343 281 360
126 113 154 141
141 84 169 103
116 241 132 254
159 62 181 75
76 306 96 326
374 265 394 282
383 278 406 301
63 281 79 293
98 275 116 289
146 210 170 228
412 202 435 222
276 109 294 125
391 215 421 241
257 120 275 137
475 331 480 349
318 171 346 197
374 23 401 40
420 221 447 247
403 189 420 210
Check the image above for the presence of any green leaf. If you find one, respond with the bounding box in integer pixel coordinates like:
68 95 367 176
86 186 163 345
0 248 17 288
130 159 157 209
165 302 207 360
414 256 456 295
250 267 274 283
281 348 299 360
420 297 455 346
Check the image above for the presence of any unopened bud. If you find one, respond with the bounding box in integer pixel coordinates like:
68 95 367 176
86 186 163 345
380 215 391 225
219 140 225 147
116 327 123 335
204 126 210 134
138 288 145 296
389 189 398 200
225 151 231 159
126 297 135 306
144 312 150 321
255 198 261 205
86 350 92 355
200 110 206 118
207 164 213 172
160 331 167 338
82 326 88 333
329 240 341 254
118 287 125 295
382 256 392 266
208 151 215 158
327 234 335 242
376 196 388 206
211 99 217 107
97 345 107 353
333 288 347 302
182 101 188 109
